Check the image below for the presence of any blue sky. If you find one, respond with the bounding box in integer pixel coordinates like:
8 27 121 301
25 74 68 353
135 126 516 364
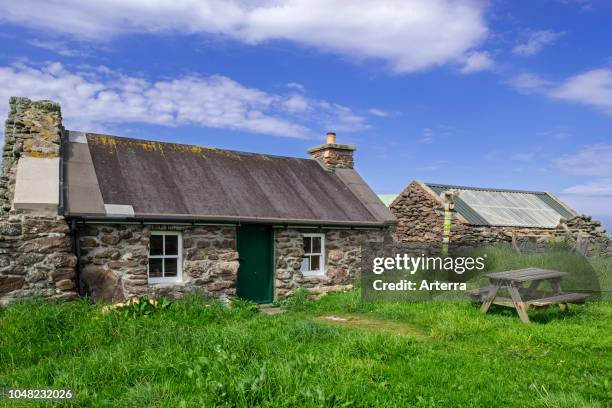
0 0 610 230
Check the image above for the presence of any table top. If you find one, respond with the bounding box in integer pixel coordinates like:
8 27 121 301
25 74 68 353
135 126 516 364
485 267 567 283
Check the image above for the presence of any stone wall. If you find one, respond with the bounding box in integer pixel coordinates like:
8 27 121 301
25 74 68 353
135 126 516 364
78 224 239 302
80 224 387 302
275 228 385 298
0 97 77 306
391 180 611 255
0 216 77 306
557 216 611 256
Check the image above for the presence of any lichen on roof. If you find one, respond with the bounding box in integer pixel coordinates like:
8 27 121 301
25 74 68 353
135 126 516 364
87 133 245 160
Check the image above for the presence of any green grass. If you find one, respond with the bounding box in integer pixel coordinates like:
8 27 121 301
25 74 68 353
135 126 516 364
1 291 610 407
461 244 611 299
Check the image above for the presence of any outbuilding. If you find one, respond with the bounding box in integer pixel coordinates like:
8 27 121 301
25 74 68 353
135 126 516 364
388 180 610 254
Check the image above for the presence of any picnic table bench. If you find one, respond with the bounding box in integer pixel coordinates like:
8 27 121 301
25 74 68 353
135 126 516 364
470 267 588 323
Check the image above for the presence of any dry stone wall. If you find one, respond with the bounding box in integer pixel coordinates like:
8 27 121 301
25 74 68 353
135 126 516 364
0 97 77 306
78 224 239 302
275 228 385 298
81 224 387 302
391 181 611 256
0 215 77 306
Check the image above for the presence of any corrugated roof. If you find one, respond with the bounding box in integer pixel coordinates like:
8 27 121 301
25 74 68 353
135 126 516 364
425 182 576 228
63 132 395 226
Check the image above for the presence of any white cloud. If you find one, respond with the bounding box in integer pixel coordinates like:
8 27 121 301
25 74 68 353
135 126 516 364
558 194 612 217
459 51 494 74
0 0 490 73
562 179 612 196
281 94 310 113
512 30 564 56
286 82 305 91
27 39 87 57
0 61 367 139
367 108 390 117
507 68 612 115
553 144 612 177
506 73 551 94
417 127 434 143
554 147 612 216
550 69 612 115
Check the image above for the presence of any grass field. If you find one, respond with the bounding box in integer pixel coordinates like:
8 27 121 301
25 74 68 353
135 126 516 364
1 287 611 407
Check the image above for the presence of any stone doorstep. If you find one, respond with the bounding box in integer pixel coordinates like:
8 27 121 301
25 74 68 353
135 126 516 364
259 305 286 315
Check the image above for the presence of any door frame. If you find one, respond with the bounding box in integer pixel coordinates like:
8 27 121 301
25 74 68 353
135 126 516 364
236 224 275 304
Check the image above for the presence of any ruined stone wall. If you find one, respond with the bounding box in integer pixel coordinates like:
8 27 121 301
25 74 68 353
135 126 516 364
78 224 239 302
0 97 77 306
557 216 611 256
390 181 611 255
274 228 385 298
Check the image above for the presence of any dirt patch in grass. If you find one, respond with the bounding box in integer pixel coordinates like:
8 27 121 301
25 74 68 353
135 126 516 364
317 314 428 339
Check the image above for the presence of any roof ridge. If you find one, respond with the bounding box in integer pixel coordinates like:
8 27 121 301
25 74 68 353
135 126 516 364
424 181 548 195
72 131 315 162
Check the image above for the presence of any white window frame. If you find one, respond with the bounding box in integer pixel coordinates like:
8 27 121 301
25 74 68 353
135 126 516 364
148 231 183 284
301 233 325 276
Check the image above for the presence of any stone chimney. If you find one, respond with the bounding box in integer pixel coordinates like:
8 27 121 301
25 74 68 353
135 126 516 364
0 97 76 306
1 97 63 215
307 132 356 169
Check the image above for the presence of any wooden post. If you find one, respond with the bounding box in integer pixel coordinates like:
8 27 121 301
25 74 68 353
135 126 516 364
511 231 522 255
442 202 452 256
440 189 459 257
572 233 589 256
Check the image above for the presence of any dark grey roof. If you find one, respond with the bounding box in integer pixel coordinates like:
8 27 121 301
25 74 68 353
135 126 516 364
425 182 576 228
64 132 395 226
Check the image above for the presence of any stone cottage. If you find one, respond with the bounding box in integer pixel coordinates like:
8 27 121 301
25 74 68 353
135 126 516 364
0 97 395 306
389 180 611 255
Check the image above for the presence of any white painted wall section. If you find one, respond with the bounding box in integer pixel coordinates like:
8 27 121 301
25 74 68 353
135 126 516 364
104 204 135 217
13 156 59 213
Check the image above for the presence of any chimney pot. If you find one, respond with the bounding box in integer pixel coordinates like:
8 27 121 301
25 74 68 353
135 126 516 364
326 132 337 144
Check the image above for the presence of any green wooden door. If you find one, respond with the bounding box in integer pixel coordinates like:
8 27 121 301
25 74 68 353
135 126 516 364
236 225 273 303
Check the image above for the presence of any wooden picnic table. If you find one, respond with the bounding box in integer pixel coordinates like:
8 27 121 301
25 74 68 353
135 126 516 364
476 267 588 323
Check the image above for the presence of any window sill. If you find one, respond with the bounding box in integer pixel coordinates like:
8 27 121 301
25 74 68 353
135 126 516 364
148 279 183 285
301 270 325 277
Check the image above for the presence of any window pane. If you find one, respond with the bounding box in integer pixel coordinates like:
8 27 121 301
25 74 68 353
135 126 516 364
310 255 320 271
303 237 311 253
150 235 163 256
164 258 177 277
165 235 178 255
311 236 321 253
149 258 163 277
301 256 309 272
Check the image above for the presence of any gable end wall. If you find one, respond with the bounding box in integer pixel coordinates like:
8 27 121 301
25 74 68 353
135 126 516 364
0 97 77 306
